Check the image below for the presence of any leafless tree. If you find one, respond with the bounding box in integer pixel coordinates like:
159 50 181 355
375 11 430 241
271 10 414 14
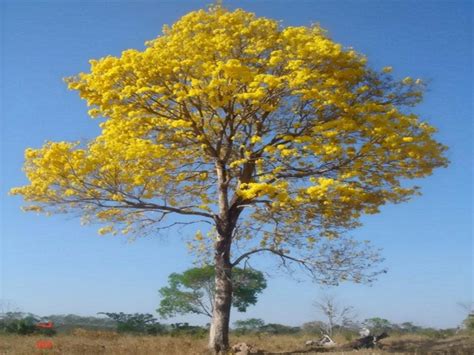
314 294 356 336
0 299 20 317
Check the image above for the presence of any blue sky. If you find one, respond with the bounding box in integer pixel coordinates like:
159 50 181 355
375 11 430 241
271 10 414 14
1 0 472 328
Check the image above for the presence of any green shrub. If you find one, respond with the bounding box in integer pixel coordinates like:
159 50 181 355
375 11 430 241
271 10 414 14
169 323 208 338
463 314 474 332
98 312 167 335
0 314 55 335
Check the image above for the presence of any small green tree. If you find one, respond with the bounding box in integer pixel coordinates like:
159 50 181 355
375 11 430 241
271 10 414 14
233 318 265 335
98 312 166 334
399 322 421 333
259 323 300 335
3 314 39 335
169 322 208 338
457 302 474 332
462 314 474 332
158 266 266 318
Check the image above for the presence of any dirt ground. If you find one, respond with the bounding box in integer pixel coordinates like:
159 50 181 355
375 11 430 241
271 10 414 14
0 332 473 354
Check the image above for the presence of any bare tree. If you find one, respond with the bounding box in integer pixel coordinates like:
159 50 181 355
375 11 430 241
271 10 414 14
457 301 473 314
0 300 21 317
314 294 356 336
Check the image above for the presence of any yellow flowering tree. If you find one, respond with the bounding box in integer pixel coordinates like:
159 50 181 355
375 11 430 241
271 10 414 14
11 4 447 352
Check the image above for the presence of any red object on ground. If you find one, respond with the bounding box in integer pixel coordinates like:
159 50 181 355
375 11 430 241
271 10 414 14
36 321 54 329
36 340 54 349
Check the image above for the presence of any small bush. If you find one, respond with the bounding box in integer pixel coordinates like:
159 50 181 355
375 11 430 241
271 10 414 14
463 314 474 332
0 314 58 336
418 327 455 339
169 323 208 338
4 316 39 335
98 312 168 335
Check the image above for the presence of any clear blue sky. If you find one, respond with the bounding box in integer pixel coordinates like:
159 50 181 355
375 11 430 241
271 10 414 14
1 0 472 329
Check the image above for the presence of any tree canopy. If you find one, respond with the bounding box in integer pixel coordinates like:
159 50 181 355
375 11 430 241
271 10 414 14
11 6 446 251
158 265 266 318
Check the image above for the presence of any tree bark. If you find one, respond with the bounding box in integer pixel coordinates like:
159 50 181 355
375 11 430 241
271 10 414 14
208 239 233 353
209 161 236 353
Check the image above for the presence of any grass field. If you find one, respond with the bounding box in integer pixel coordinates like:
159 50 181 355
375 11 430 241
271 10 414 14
0 330 473 354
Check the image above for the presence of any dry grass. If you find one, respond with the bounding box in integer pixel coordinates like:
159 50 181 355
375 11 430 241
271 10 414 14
0 330 473 354
0 332 208 355
382 333 474 354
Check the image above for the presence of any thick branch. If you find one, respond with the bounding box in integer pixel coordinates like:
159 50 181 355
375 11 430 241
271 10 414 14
232 248 295 267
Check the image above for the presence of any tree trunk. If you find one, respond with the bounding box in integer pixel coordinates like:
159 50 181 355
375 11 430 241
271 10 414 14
209 161 240 353
209 246 233 353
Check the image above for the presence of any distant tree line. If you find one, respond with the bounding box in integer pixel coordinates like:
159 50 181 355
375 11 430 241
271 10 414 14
1 311 470 339
0 311 209 338
231 317 463 341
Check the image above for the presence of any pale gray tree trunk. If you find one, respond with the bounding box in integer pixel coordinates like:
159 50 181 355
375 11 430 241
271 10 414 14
208 162 238 353
208 242 233 353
